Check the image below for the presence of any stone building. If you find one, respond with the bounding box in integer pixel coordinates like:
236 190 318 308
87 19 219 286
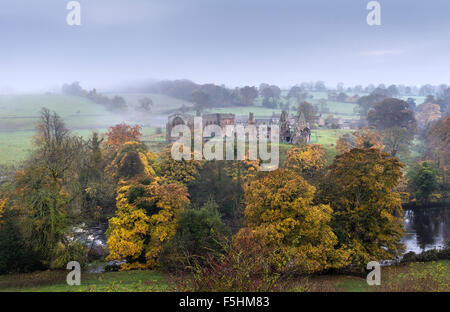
165 112 235 142
165 110 311 144
290 112 311 144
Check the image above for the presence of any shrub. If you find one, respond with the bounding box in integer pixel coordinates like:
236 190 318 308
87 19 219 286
401 247 450 264
159 199 230 271
104 263 121 272
168 229 285 292
52 241 89 270
0 219 41 274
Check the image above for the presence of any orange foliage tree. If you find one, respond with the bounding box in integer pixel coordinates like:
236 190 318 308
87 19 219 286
105 123 142 151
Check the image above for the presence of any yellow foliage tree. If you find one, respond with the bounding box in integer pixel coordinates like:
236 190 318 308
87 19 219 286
107 141 156 180
107 179 190 270
106 142 190 270
239 169 350 274
106 183 150 267
416 103 441 128
285 144 326 178
157 146 203 185
0 197 7 225
144 182 190 267
319 148 405 266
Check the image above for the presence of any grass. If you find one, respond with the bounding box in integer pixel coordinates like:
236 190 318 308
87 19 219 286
290 260 450 292
1 260 448 292
0 93 180 164
0 92 362 165
311 129 354 163
0 94 126 131
0 126 162 165
0 270 169 292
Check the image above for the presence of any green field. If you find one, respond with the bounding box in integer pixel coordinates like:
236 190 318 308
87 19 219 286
312 129 354 163
0 94 125 131
1 260 448 292
0 93 175 164
0 92 358 165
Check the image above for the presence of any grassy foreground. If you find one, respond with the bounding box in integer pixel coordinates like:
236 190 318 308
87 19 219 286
1 260 448 292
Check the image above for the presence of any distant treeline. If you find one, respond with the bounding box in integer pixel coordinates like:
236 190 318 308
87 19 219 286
62 82 128 112
144 79 260 109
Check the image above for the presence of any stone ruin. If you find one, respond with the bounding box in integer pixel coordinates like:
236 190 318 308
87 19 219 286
165 110 310 144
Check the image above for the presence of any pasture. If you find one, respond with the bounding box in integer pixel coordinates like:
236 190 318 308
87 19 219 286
1 260 448 292
0 92 358 165
0 93 171 164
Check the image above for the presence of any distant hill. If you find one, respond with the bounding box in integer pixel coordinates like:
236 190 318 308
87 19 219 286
0 93 124 132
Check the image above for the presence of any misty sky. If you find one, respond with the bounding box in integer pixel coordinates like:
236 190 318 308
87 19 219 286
1 0 450 92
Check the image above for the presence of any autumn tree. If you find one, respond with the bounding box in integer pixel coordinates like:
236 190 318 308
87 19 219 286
285 144 326 179
0 198 5 221
240 169 350 274
423 116 449 196
336 127 384 154
382 127 413 157
106 141 156 180
157 146 203 186
107 178 190 270
13 109 86 267
105 123 142 151
416 103 442 128
106 141 190 269
318 148 405 267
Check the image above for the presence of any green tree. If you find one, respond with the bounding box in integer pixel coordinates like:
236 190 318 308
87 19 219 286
159 198 230 270
407 162 439 204
14 109 86 267
382 127 413 157
296 101 316 124
367 98 417 132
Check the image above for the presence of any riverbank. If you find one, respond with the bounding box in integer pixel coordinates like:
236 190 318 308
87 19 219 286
1 260 448 292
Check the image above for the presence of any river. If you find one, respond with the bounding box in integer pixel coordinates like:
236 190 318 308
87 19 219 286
79 207 448 272
402 207 449 253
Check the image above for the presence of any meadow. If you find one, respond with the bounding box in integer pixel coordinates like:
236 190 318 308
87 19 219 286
0 92 357 165
1 260 448 292
0 93 180 164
